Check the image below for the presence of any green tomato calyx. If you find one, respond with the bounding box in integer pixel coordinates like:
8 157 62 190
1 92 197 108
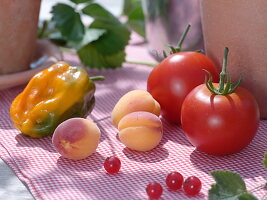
163 24 191 58
204 47 242 95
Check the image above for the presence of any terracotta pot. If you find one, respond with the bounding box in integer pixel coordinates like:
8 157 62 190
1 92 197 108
200 0 267 118
0 0 41 74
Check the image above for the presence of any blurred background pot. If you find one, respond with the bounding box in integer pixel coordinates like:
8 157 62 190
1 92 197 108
142 0 203 61
0 0 41 74
200 0 267 118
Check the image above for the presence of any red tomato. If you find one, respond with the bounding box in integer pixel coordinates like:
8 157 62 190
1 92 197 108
181 83 260 155
147 52 219 123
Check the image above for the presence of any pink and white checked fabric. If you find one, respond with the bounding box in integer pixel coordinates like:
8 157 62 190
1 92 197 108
1 41 267 200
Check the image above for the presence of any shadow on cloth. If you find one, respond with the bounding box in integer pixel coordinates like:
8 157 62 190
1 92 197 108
122 145 169 163
56 151 105 172
15 134 56 153
160 118 192 147
32 167 206 199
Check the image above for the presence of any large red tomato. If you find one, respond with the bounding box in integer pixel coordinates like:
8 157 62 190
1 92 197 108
147 52 219 123
181 83 259 155
180 47 260 155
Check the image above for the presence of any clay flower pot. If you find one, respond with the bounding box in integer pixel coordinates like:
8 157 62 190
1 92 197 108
0 0 41 74
0 0 62 90
200 0 267 118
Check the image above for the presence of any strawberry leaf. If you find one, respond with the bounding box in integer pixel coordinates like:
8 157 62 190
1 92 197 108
78 44 126 69
82 3 130 55
68 28 106 50
49 2 131 69
237 193 259 200
51 4 85 41
69 0 92 4
127 5 145 38
208 170 258 200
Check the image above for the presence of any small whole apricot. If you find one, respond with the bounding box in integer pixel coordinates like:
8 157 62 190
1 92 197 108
111 90 160 128
118 111 163 151
52 118 101 160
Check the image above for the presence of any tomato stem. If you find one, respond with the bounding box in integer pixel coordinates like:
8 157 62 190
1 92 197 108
162 24 191 58
204 47 242 95
218 47 229 93
176 24 191 51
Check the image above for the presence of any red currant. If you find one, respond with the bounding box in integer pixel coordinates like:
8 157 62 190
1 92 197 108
146 182 163 199
183 176 202 196
104 156 121 174
166 171 183 190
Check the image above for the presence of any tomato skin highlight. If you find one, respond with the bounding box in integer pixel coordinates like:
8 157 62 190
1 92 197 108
181 83 260 155
147 52 219 124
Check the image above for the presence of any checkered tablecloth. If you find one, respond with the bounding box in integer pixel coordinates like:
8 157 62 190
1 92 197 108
0 38 267 200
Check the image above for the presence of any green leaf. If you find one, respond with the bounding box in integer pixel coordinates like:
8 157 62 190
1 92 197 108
51 4 85 41
69 0 92 4
68 28 106 50
208 170 250 200
127 5 145 37
82 3 130 55
209 184 221 200
209 189 258 200
237 193 258 200
78 44 126 69
122 0 141 15
264 152 267 168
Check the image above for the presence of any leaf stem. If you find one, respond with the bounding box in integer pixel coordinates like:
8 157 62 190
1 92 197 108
38 20 48 39
59 47 77 53
90 76 105 81
248 183 267 193
262 192 267 200
126 60 158 67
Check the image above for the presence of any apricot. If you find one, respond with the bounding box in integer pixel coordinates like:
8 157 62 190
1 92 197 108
111 90 160 128
118 111 163 151
52 118 101 160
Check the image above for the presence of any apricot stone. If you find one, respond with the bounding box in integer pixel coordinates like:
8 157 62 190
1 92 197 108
118 111 163 151
111 90 160 128
52 118 101 160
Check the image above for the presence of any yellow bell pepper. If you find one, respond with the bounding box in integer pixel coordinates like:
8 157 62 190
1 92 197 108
10 61 104 138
